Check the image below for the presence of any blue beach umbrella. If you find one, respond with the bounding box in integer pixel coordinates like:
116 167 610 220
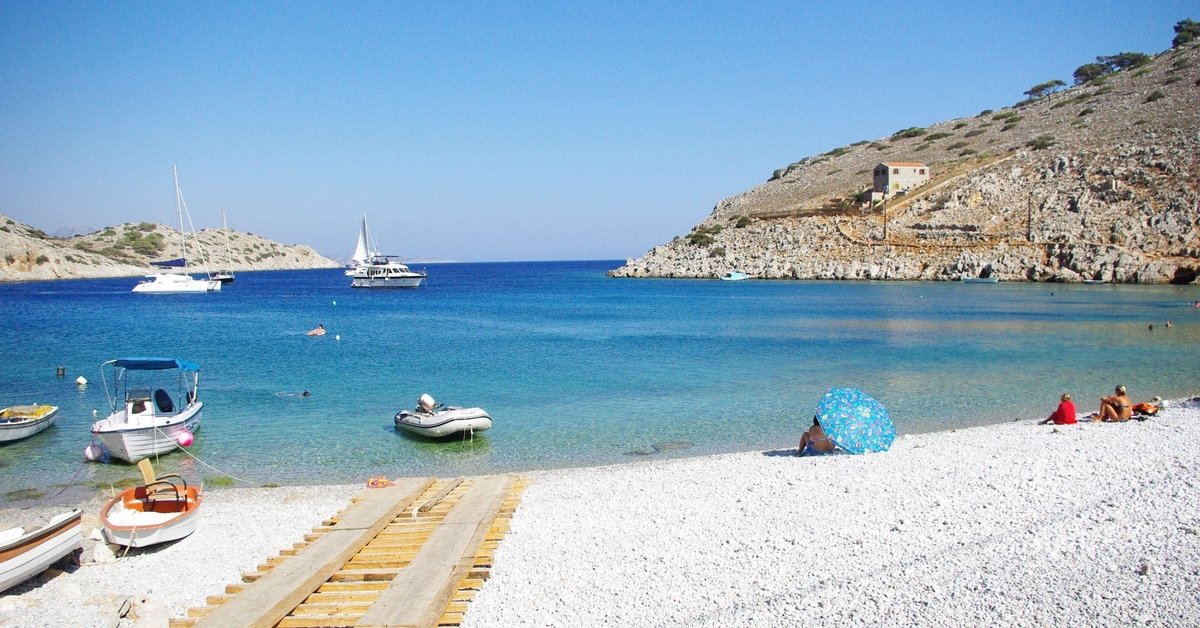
815 387 896 454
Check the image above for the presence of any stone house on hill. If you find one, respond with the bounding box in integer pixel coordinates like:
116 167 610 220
872 162 930 199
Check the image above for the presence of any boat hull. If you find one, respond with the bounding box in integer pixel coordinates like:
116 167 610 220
394 407 491 438
351 274 426 288
99 486 201 548
0 405 58 444
91 403 202 463
0 509 82 593
132 273 221 293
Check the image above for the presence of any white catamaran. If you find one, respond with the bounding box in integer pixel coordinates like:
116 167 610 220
132 166 221 294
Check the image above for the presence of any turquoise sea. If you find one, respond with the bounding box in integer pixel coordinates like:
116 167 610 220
1 261 1198 501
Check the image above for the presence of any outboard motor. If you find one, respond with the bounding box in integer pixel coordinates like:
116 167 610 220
418 393 437 413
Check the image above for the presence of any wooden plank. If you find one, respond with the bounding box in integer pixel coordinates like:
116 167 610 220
417 477 464 513
357 476 512 628
194 477 434 628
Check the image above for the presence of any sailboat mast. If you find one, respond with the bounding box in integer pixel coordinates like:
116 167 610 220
222 206 232 265
173 165 186 266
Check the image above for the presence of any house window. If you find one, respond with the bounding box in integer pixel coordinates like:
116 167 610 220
893 168 899 175
919 168 926 175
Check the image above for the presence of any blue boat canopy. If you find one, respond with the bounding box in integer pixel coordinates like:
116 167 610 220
113 357 200 372
150 258 187 268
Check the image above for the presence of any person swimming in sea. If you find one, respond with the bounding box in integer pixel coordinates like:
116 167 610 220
275 390 312 398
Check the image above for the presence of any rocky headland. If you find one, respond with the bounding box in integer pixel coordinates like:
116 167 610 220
0 215 338 282
611 36 1200 283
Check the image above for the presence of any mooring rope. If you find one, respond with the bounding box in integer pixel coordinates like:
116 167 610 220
152 426 260 486
20 460 88 510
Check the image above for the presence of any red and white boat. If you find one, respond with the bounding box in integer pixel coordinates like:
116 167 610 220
99 471 202 548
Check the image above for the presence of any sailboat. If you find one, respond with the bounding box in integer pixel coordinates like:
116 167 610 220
345 214 426 288
132 166 221 294
209 207 235 284
344 214 373 276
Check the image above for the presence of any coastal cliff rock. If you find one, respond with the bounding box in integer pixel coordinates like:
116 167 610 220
0 215 339 282
611 41 1200 283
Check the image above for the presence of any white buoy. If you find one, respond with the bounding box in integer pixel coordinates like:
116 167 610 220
84 444 103 462
332 300 337 306
75 376 87 386
92 409 98 416
335 334 341 341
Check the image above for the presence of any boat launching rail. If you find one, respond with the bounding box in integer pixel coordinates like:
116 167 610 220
174 474 527 628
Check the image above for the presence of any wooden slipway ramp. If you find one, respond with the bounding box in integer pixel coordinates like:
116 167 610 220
172 475 528 628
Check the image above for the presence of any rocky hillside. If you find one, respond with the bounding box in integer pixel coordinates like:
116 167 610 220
0 215 338 282
612 36 1200 283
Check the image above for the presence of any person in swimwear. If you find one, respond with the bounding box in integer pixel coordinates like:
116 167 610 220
1040 393 1077 425
1096 385 1132 422
307 324 326 337
797 415 837 455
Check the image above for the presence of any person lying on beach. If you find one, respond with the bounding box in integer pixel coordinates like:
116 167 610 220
798 416 836 456
1096 385 1132 422
1039 393 1076 425
307 324 326 336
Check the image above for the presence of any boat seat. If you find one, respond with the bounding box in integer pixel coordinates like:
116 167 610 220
154 389 174 413
0 526 25 544
137 459 187 497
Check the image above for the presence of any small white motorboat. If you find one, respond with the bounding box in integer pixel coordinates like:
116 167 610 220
394 394 491 438
90 357 203 463
0 509 83 593
99 461 202 548
0 404 59 444
720 271 752 281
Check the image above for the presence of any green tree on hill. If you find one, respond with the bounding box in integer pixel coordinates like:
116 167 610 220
1024 79 1066 100
1097 52 1151 71
1073 62 1109 84
1173 19 1200 47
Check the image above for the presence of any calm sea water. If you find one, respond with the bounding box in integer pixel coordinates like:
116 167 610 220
1 261 1197 500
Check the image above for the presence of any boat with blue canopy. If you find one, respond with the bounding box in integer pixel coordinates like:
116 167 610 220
89 357 203 463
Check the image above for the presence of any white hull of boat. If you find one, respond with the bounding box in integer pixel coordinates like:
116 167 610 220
394 407 491 438
0 509 82 593
961 277 999 283
133 273 221 293
100 487 201 548
351 274 426 288
0 405 59 443
91 403 202 463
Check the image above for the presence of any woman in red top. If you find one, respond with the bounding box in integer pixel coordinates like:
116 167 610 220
1040 393 1077 425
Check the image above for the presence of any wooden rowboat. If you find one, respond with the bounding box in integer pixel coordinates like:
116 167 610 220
0 405 59 444
0 508 82 593
99 476 202 548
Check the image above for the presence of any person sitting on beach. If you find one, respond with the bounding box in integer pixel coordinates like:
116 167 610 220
797 416 836 456
1096 385 1132 422
1039 393 1077 425
307 324 326 337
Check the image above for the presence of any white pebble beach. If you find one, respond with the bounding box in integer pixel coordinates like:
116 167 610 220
2 401 1198 627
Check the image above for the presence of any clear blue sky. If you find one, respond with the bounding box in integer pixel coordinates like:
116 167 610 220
1 2 1192 261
